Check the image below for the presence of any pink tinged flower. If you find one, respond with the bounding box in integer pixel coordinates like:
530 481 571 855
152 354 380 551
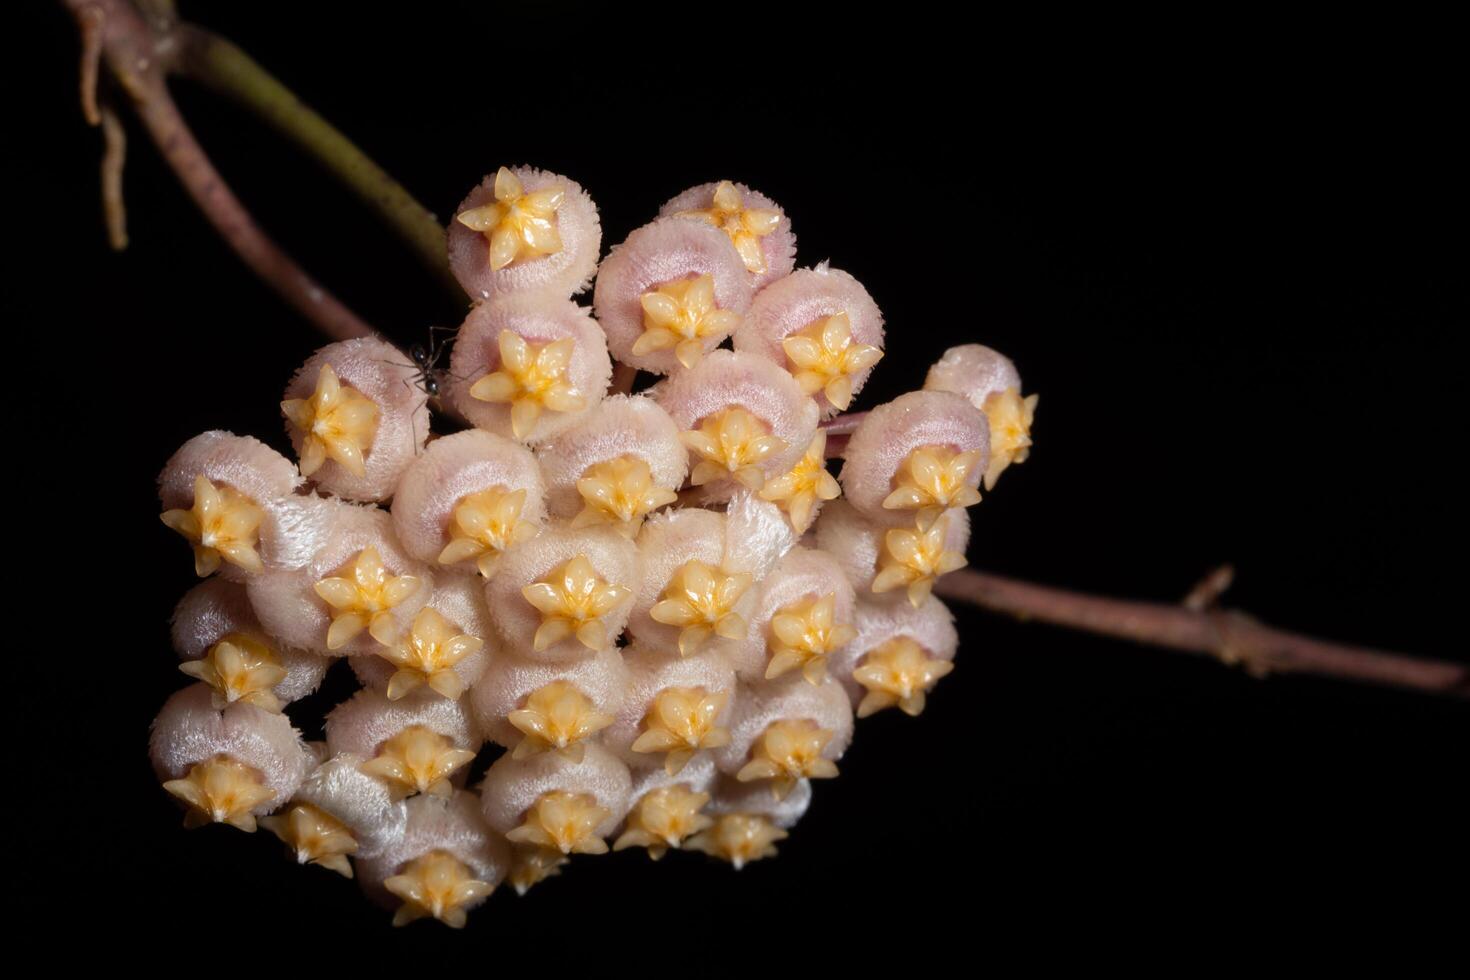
456 167 566 271
922 344 1038 489
280 363 379 479
506 680 616 762
505 791 614 856
681 407 788 492
760 430 842 533
649 560 753 657
572 455 679 536
662 179 796 290
882 444 985 528
766 593 858 686
852 637 956 718
634 273 743 369
358 725 477 800
630 687 732 775
436 486 540 578
259 803 358 878
613 784 714 859
593 218 753 374
178 632 289 712
980 387 1039 489
313 545 424 649
378 607 484 701
160 474 265 577
162 756 277 832
469 330 586 440
447 165 601 301
781 312 883 411
872 515 969 607
521 554 634 653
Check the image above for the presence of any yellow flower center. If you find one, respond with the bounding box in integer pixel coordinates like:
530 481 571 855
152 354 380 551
675 180 781 275
454 166 565 271
633 273 743 368
735 719 840 799
630 686 732 775
468 330 586 439
982 388 1039 489
680 407 787 491
613 785 714 859
852 637 955 719
505 791 612 856
358 725 476 800
765 593 857 685
281 363 380 478
686 813 788 869
437 486 539 578
178 632 288 712
507 680 615 761
384 849 495 929
572 455 678 536
520 554 632 653
260 803 358 878
378 607 484 701
508 846 569 896
162 755 275 832
882 444 984 527
781 312 883 410
313 545 422 649
160 474 265 577
649 560 753 657
872 516 968 607
759 430 841 532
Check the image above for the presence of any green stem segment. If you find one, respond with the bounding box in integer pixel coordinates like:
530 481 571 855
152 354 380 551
174 26 458 294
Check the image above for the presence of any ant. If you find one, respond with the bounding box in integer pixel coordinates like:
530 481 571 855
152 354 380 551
402 324 460 400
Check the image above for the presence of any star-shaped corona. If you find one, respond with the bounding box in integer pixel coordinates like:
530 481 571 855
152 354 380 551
455 167 565 271
162 755 275 832
358 726 476 799
437 486 539 578
736 719 840 799
613 785 713 859
378 607 484 701
685 813 788 869
281 364 380 478
469 331 586 439
649 560 752 656
760 430 841 532
572 455 679 536
521 555 632 652
676 180 781 274
781 312 883 410
765 593 857 685
508 847 568 896
506 681 615 761
852 637 955 718
260 803 358 878
872 516 968 607
982 388 1039 489
630 687 731 774
680 407 787 491
160 475 265 577
633 273 743 368
384 850 495 929
178 632 288 712
313 546 422 649
882 444 984 527
505 791 612 855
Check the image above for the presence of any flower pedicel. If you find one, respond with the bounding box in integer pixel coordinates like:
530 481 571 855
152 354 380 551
150 165 1037 926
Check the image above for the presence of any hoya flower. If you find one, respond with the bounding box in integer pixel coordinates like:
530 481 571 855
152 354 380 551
626 509 757 658
712 673 853 796
759 430 842 533
479 744 632 856
730 546 856 683
829 596 959 718
172 579 329 709
602 643 736 774
535 395 687 535
593 218 753 373
325 688 479 799
815 499 970 605
765 592 859 686
469 647 629 755
260 803 359 878
150 684 315 831
923 343 1038 489
288 752 410 861
734 265 885 415
690 774 811 868
613 783 713 860
872 515 971 606
447 294 612 443
447 165 601 301
349 577 493 701
656 349 818 500
158 431 307 579
356 792 509 929
660 179 796 289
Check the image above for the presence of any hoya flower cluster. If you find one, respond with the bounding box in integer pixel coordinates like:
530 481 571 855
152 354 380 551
151 167 1037 927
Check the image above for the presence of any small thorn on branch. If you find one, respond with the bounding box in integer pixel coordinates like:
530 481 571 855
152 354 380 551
1184 563 1234 612
100 103 129 250
78 3 104 125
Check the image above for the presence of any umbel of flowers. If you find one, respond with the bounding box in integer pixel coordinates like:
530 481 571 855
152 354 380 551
152 169 1037 927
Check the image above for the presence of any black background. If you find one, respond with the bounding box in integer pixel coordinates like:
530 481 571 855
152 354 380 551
23 2 1466 963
